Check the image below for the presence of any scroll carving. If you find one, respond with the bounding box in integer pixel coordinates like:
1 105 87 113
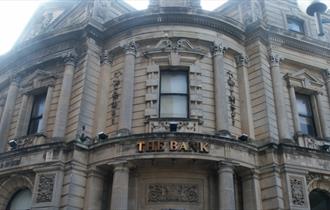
148 183 199 203
211 43 226 56
289 176 306 207
36 174 55 203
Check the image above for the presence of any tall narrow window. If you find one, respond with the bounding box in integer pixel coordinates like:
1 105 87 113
27 93 46 135
296 93 316 136
160 70 188 118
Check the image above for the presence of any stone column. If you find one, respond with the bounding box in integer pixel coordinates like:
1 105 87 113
95 50 112 134
39 86 54 134
235 54 255 139
15 94 29 137
110 163 130 210
84 168 105 210
242 170 262 210
0 78 19 151
218 162 235 210
53 51 77 138
118 41 136 135
287 83 301 134
316 92 328 138
270 54 290 141
212 43 229 135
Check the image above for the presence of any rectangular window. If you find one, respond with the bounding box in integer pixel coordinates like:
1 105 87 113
27 93 46 135
287 17 304 33
296 93 316 136
160 69 188 118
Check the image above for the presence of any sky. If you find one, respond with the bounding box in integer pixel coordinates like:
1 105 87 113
0 0 228 56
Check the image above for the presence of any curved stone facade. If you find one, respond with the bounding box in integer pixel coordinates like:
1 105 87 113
0 0 330 209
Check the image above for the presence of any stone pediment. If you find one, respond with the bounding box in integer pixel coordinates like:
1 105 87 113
285 69 324 91
20 69 57 93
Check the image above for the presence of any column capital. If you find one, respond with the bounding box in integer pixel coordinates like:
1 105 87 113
100 49 113 65
9 74 22 86
235 54 249 67
63 50 78 66
124 41 137 55
322 68 330 81
270 53 282 66
217 161 235 173
211 43 227 56
112 162 130 173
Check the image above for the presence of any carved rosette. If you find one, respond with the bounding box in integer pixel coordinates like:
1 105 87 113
63 50 78 66
148 183 199 203
270 54 282 67
36 174 55 203
124 41 137 55
289 176 307 207
145 64 159 120
211 43 227 56
100 49 113 65
235 54 249 67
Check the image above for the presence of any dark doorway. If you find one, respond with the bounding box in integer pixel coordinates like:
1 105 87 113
309 189 330 210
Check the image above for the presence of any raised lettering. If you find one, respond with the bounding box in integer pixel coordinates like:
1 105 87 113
199 142 209 153
137 141 145 152
170 141 178 151
179 142 189 151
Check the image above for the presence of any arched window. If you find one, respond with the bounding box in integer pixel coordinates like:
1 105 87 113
309 189 330 210
6 188 32 210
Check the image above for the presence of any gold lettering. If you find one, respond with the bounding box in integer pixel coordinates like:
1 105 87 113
137 141 145 152
157 141 165 151
199 142 209 153
170 141 178 151
147 141 155 152
179 142 189 151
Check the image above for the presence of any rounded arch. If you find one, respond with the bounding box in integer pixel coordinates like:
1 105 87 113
0 175 34 210
308 179 330 210
308 179 330 193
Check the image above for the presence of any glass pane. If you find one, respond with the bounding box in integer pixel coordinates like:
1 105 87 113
288 18 303 32
299 116 316 136
161 71 187 94
296 93 313 116
28 119 41 135
8 189 32 210
31 94 46 118
160 95 187 118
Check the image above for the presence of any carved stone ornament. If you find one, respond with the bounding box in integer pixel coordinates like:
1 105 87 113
36 174 55 203
100 49 113 65
63 50 78 66
211 43 227 56
111 71 121 125
289 176 306 207
270 54 282 66
148 183 199 203
148 120 199 132
235 54 249 67
306 173 322 185
227 72 236 126
124 41 137 55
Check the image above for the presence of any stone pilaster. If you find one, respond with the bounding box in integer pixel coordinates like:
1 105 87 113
212 43 229 135
270 53 290 141
84 168 105 210
53 50 77 138
242 169 262 210
118 41 137 135
15 94 29 137
95 50 112 134
287 83 301 134
110 163 130 210
235 54 255 139
39 86 54 134
315 92 328 138
0 78 19 151
218 162 236 210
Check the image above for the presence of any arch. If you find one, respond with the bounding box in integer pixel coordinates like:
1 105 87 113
6 188 32 210
0 175 34 210
309 189 330 210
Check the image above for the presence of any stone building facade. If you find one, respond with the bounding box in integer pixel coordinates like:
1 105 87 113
0 0 330 209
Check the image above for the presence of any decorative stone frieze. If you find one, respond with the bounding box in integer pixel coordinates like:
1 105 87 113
147 119 199 133
227 71 236 126
36 174 55 203
111 71 121 125
148 183 199 203
8 134 47 151
288 176 307 207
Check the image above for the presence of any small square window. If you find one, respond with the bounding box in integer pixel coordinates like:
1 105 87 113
159 69 189 118
287 17 304 33
27 93 46 135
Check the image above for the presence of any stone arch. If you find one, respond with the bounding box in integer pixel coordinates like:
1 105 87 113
308 179 330 193
0 174 34 210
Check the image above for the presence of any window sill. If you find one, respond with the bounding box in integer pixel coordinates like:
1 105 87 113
295 133 330 152
7 133 47 151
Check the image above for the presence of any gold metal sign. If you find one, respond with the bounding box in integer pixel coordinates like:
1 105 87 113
137 140 209 153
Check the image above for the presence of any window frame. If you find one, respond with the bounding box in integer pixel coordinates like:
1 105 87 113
27 92 47 135
159 67 190 119
287 16 305 34
295 92 317 137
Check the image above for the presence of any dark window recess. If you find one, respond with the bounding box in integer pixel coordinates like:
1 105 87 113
27 93 46 135
160 70 188 118
287 17 304 33
309 189 330 210
296 93 316 136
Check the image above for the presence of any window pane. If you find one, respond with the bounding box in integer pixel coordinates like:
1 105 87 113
287 18 304 33
296 94 313 116
299 116 316 136
160 95 187 118
31 94 46 117
161 71 187 94
7 189 32 210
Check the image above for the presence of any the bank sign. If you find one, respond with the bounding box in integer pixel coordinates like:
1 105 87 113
137 140 209 153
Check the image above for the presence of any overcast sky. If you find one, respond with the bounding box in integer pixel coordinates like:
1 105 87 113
0 0 227 55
